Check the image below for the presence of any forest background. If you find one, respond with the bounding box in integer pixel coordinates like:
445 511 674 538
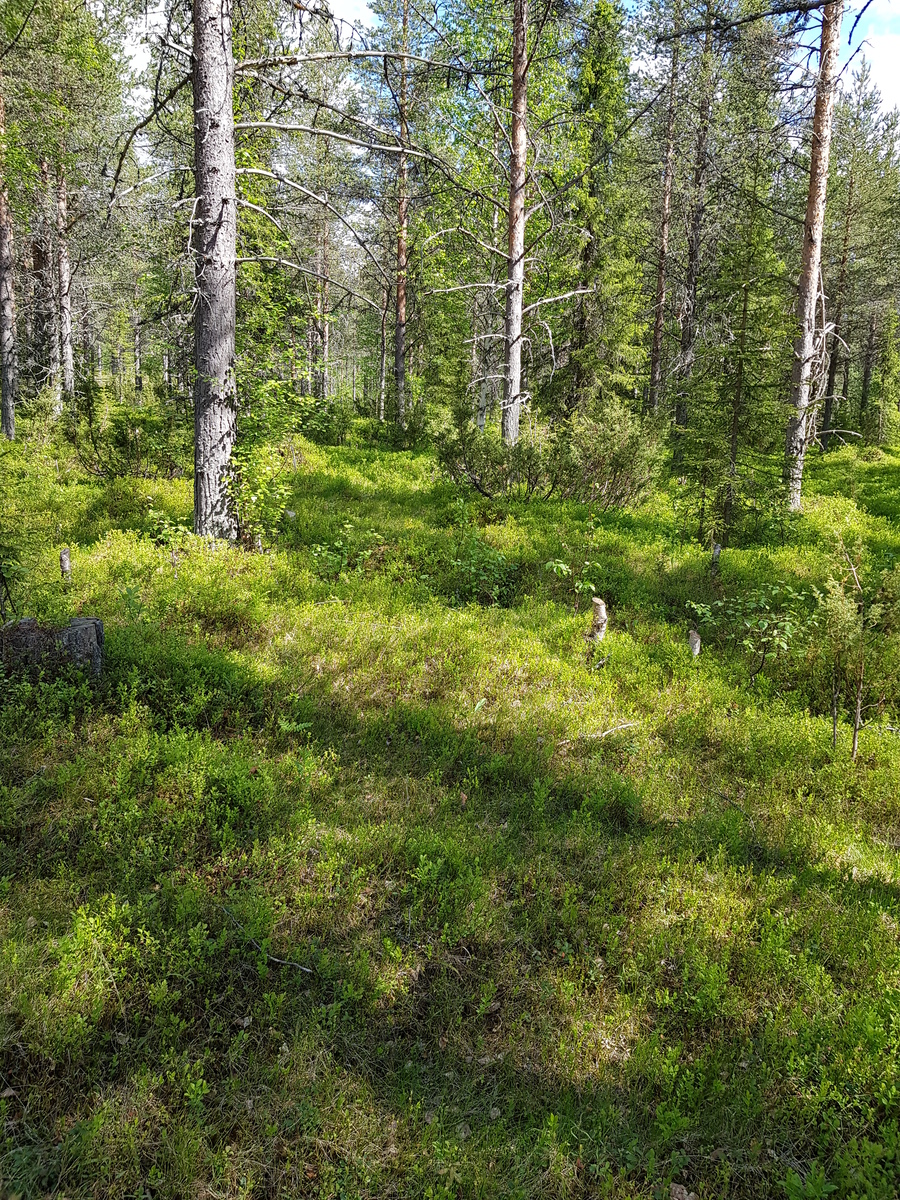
3 0 900 1196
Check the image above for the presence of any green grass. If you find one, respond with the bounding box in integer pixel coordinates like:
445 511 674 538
2 437 900 1199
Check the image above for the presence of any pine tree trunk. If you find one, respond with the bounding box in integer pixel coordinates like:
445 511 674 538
395 0 409 429
648 30 679 413
859 310 876 432
379 285 388 421
0 198 16 438
502 0 528 446
784 0 843 510
821 168 853 453
192 0 238 539
673 21 713 459
0 81 18 440
56 167 74 406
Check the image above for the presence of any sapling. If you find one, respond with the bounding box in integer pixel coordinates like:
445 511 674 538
816 538 900 759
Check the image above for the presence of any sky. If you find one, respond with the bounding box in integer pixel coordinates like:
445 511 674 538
127 0 900 113
843 0 900 111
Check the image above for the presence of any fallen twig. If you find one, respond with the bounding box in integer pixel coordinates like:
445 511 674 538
218 905 314 974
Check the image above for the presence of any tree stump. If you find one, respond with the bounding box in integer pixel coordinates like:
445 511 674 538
590 597 608 642
1 616 104 677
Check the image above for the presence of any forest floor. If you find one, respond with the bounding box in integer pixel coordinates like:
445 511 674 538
2 437 900 1199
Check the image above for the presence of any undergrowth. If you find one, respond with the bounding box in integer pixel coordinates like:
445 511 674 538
2 437 900 1199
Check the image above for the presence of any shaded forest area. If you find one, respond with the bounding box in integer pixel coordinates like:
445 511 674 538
3 0 900 1196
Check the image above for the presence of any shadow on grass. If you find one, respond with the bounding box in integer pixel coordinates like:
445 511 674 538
3 615 900 1198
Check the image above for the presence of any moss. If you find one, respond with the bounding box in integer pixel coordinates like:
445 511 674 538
2 437 900 1198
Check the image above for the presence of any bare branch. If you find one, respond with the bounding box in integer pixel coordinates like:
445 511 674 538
656 0 831 41
0 0 38 61
235 120 436 161
237 256 378 311
109 76 193 203
236 167 391 284
522 287 594 316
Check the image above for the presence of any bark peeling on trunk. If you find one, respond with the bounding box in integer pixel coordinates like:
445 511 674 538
0 83 17 440
192 0 238 539
784 0 843 510
502 0 527 446
394 0 409 429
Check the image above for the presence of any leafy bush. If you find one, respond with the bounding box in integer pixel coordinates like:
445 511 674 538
297 393 354 446
436 396 660 506
67 381 190 479
230 442 291 546
689 583 819 680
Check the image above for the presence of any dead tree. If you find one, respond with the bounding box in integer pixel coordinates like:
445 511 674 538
784 0 844 509
502 0 528 446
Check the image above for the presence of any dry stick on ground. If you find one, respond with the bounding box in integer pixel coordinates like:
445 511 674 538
218 905 314 974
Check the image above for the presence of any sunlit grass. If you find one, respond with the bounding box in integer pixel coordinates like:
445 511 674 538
2 436 900 1198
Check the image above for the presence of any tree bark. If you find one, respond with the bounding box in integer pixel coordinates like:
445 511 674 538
648 30 679 413
56 167 74 406
316 209 329 399
502 0 528 446
31 158 57 403
673 20 713 459
784 0 843 510
395 0 409 428
379 284 388 421
859 309 876 431
0 83 17 440
821 167 853 452
724 280 749 535
192 0 238 539
134 322 142 393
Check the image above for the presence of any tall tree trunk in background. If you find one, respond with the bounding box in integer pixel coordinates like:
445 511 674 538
821 168 853 453
502 0 527 446
673 20 713 462
723 281 749 536
648 29 679 413
56 167 74 407
192 0 238 539
859 310 876 430
314 210 329 399
378 284 388 420
784 0 843 510
32 158 56 401
134 323 143 393
0 83 17 440
395 0 409 428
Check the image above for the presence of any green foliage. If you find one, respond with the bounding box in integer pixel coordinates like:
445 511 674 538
689 583 818 678
67 382 191 481
437 396 660 507
4 383 900 1200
